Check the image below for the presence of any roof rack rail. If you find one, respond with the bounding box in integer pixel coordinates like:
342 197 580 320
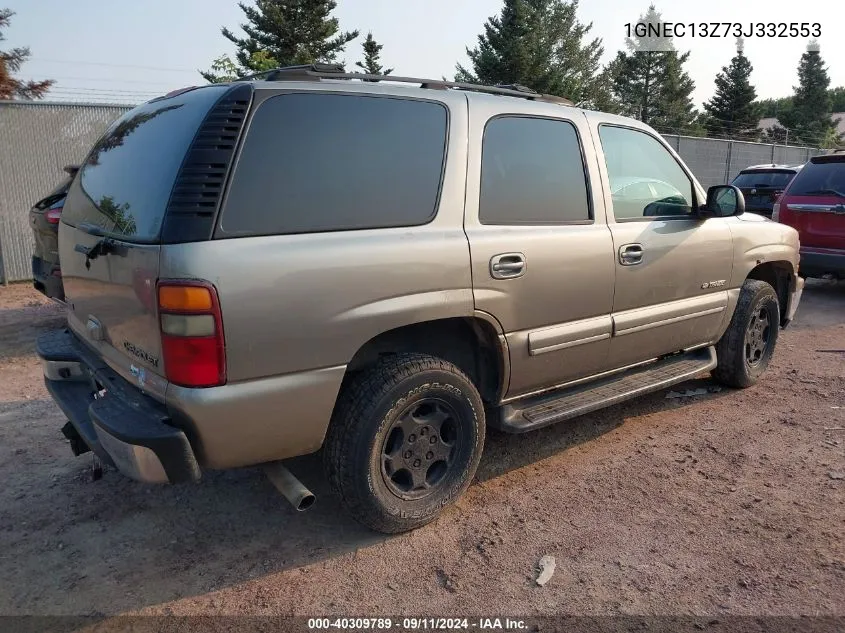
236 63 574 106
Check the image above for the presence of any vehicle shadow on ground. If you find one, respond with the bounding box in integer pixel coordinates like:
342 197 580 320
476 376 731 482
1 377 732 616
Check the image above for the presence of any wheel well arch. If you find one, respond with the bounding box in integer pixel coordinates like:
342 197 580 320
746 260 793 322
344 317 508 404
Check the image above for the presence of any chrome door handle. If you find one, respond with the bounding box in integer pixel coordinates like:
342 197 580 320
619 243 644 266
490 253 526 279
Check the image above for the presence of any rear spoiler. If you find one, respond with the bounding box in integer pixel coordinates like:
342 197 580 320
63 164 80 177
811 154 845 164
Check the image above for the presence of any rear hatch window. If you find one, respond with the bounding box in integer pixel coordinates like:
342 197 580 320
786 158 845 198
733 170 795 189
62 85 230 242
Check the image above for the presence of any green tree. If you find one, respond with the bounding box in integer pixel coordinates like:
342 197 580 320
759 124 790 145
702 42 759 139
201 50 278 83
455 0 610 106
829 86 845 112
355 32 392 76
204 0 358 79
201 54 241 83
0 8 53 99
757 95 792 119
779 42 839 147
610 5 698 132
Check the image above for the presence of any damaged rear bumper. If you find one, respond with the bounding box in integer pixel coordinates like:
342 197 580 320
37 329 200 484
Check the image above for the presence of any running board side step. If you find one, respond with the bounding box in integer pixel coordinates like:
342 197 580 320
495 347 717 433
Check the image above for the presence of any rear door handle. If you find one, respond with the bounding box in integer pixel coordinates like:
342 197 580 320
619 243 644 266
490 253 526 279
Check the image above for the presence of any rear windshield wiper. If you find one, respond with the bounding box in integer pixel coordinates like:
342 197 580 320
74 238 115 261
73 224 127 266
801 188 845 199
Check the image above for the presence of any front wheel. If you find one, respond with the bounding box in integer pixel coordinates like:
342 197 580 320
712 279 780 388
323 353 485 534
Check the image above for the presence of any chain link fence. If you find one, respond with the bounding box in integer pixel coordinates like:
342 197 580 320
0 102 827 283
0 101 131 284
662 134 824 189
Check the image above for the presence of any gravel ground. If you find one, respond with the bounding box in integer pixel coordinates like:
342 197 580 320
0 281 842 624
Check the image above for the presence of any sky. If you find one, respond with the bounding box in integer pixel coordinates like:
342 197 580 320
4 0 843 109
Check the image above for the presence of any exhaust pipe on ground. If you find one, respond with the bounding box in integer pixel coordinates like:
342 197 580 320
263 462 316 512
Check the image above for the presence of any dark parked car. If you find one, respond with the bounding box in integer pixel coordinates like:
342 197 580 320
731 164 803 217
29 165 78 301
773 152 845 279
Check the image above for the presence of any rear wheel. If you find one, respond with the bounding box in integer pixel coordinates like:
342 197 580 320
712 279 780 388
323 353 485 534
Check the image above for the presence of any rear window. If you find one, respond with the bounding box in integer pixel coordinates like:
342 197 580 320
217 93 448 236
64 86 229 242
480 116 591 224
787 159 845 196
732 170 795 189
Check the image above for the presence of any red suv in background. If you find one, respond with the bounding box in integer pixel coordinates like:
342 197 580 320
774 152 845 279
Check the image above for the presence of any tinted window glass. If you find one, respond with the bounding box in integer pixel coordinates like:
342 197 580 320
599 125 694 220
732 170 795 188
219 94 447 236
480 117 590 224
66 86 228 242
787 159 845 196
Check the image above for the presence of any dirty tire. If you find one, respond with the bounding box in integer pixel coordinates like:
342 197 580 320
323 353 485 534
712 279 780 389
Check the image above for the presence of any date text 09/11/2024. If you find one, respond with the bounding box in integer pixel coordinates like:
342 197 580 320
625 22 821 39
307 618 529 630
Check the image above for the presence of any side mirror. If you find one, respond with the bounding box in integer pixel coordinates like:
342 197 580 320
700 184 745 218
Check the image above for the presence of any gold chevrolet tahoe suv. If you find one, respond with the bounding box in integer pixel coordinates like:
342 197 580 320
37 65 803 534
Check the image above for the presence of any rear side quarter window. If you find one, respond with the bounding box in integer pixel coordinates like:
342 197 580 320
217 93 449 237
479 116 592 225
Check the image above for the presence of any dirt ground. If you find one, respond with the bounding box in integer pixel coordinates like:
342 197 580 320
0 281 842 622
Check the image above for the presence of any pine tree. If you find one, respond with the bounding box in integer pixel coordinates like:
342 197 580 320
780 42 839 147
455 0 610 106
203 0 358 79
611 5 697 132
757 95 792 119
830 86 845 112
355 32 392 76
0 9 53 100
702 41 759 139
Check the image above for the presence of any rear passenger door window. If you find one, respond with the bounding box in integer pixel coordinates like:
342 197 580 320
598 125 695 221
480 116 591 224
218 93 448 236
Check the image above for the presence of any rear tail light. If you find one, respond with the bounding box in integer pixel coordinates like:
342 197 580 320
772 202 781 222
157 281 226 388
45 207 63 224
